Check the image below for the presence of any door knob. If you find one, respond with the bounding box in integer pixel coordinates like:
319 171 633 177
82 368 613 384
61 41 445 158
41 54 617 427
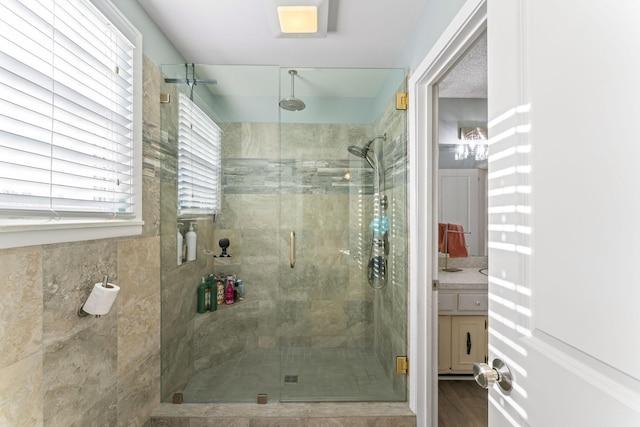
473 358 513 393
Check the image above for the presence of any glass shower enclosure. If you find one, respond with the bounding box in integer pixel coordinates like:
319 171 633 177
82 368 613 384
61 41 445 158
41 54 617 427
159 64 408 403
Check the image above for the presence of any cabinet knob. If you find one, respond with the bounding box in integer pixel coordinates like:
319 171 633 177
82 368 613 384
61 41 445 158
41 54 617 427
475 300 481 306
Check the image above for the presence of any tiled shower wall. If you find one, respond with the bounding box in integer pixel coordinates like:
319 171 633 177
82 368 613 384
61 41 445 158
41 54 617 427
206 122 377 357
0 56 163 427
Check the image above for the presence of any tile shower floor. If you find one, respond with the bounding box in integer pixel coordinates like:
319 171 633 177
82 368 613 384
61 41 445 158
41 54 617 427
182 347 404 403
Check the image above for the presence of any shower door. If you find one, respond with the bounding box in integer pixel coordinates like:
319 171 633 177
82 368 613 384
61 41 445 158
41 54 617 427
159 63 407 404
277 67 408 402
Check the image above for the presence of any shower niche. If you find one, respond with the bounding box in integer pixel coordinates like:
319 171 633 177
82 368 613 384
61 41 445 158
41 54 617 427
159 64 409 404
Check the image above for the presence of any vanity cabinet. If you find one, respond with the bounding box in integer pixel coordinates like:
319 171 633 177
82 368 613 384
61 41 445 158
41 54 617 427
438 286 488 375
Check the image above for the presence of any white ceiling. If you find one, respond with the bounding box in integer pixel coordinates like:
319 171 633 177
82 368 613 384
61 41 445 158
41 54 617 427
139 0 486 99
138 0 429 68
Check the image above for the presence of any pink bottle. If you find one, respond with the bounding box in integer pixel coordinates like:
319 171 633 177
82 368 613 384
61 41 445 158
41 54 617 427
225 275 235 305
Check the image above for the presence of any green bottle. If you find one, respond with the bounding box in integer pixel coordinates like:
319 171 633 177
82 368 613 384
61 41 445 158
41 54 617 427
207 274 217 312
197 277 210 313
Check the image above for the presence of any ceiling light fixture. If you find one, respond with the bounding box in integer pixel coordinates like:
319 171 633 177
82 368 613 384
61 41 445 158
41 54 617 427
266 0 330 38
278 6 317 33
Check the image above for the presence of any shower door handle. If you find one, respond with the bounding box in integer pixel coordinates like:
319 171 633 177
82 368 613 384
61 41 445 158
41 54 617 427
290 231 296 268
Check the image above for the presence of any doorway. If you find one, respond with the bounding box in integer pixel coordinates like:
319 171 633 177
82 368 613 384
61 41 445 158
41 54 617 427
406 1 487 426
435 31 488 427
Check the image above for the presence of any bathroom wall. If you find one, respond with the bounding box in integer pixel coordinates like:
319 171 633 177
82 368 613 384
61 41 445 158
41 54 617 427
0 56 162 427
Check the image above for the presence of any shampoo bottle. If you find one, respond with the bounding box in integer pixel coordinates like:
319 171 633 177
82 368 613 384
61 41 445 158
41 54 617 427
207 275 217 312
236 279 244 300
177 223 183 265
216 277 225 306
197 277 210 313
225 275 235 305
185 222 197 261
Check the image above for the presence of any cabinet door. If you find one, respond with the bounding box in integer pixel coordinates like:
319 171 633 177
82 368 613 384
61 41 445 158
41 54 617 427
450 315 487 373
438 315 452 373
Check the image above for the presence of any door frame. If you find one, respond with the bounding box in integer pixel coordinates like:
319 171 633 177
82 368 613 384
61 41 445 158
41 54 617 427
407 1 486 426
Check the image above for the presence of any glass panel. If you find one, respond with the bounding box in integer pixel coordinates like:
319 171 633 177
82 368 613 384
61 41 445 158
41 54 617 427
277 67 407 402
159 64 407 403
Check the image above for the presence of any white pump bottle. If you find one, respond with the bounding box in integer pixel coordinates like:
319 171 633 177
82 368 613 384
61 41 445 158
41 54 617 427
185 222 197 261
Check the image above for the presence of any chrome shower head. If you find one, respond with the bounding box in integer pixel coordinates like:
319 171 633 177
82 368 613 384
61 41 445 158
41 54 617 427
348 145 368 158
347 133 387 165
279 70 305 111
348 145 376 170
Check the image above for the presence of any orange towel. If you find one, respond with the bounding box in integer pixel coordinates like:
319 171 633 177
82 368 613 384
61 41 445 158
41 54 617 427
438 223 447 253
438 223 468 258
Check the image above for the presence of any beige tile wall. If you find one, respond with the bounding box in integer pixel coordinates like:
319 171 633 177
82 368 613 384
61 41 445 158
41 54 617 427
0 55 163 427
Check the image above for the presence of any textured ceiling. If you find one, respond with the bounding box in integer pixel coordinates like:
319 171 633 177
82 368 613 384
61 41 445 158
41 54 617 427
438 32 487 99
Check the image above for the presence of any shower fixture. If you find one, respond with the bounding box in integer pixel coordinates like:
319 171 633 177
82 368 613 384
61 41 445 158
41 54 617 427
164 63 217 101
348 134 389 289
279 69 306 111
347 134 386 165
347 133 387 177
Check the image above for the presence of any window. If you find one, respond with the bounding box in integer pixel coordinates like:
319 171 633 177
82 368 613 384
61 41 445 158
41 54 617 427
178 92 222 216
0 0 142 249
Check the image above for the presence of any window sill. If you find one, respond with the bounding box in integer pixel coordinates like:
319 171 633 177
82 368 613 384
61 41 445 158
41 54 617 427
0 219 144 250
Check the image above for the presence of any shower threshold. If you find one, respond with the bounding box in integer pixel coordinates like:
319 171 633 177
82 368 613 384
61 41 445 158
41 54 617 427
151 401 416 426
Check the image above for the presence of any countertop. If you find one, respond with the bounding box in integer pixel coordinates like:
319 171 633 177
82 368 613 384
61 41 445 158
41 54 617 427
438 267 488 290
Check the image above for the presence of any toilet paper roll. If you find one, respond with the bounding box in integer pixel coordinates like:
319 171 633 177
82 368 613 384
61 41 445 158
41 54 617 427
82 282 120 315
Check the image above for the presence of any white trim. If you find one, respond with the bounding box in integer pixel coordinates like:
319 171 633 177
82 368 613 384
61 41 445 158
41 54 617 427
0 221 144 249
408 1 487 426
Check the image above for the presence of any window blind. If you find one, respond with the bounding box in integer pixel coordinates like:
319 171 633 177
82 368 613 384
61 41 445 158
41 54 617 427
0 0 135 218
178 92 222 215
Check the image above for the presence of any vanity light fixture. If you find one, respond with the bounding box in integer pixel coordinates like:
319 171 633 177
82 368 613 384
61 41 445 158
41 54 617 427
265 0 330 38
455 126 489 161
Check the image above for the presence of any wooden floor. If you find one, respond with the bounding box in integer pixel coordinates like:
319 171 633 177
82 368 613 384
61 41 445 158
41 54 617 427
438 380 488 427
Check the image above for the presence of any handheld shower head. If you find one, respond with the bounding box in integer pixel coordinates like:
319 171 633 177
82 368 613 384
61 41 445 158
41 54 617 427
347 133 387 163
348 145 368 158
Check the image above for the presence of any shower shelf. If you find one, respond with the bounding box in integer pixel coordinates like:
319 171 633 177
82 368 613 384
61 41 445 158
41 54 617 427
198 297 253 314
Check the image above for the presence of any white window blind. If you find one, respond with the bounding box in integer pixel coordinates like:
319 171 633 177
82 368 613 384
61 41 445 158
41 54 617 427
0 0 135 218
178 92 222 216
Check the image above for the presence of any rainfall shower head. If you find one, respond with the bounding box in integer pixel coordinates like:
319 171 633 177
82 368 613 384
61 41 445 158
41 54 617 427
279 70 306 111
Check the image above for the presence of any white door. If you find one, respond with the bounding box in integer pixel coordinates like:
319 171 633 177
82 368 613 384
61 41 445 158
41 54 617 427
486 0 640 425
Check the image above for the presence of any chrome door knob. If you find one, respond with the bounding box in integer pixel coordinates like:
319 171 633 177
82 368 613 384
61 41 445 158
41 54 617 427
473 358 513 393
473 362 498 388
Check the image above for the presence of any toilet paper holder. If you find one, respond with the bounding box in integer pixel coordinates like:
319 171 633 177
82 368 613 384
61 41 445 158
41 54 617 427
77 275 116 318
